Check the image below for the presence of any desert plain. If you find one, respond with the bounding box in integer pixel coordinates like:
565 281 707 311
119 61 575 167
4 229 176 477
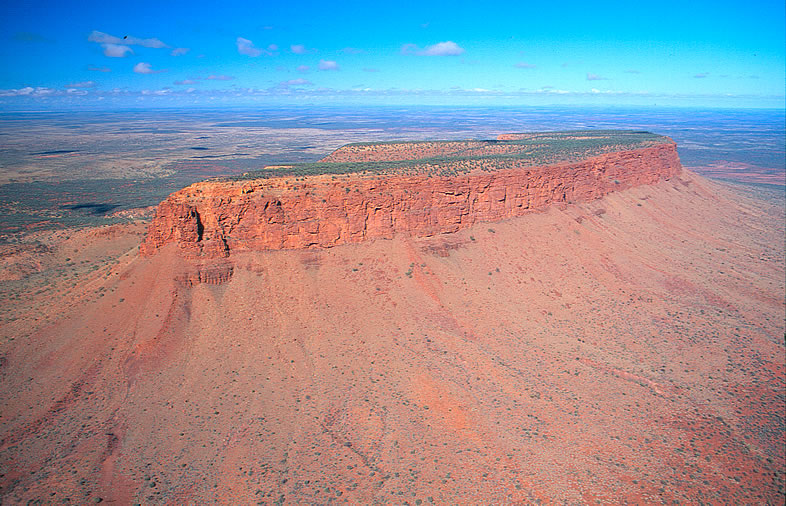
0 119 783 504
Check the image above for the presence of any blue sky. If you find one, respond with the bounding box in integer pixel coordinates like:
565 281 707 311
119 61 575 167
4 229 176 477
0 0 783 109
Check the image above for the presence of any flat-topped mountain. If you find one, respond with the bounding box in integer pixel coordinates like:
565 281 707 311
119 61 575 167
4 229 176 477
141 131 681 259
1 127 783 503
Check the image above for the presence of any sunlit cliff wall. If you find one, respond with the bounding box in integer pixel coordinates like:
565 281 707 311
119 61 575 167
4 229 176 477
140 142 681 258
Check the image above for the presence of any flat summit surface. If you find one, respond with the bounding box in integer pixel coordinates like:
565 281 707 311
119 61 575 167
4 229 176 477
231 130 670 180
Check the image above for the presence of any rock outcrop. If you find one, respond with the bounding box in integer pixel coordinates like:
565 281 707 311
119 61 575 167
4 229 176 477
141 140 681 259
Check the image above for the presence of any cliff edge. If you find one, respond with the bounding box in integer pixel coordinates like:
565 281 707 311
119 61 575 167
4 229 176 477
140 131 682 259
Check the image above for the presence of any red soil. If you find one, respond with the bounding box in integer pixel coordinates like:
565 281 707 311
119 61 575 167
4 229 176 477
0 170 783 503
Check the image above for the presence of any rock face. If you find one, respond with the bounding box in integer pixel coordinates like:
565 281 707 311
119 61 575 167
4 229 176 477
141 141 681 258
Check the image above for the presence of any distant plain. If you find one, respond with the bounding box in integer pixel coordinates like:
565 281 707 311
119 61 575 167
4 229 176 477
0 106 783 235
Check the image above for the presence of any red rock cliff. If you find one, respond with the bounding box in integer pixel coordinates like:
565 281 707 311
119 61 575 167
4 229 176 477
140 142 681 258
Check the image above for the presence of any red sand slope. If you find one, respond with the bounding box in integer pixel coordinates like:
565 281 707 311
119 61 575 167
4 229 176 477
0 171 783 503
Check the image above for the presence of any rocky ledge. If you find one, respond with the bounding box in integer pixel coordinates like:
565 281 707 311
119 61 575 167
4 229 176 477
140 131 682 259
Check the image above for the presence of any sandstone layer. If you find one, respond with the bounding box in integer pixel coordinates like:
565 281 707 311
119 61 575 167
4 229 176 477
141 141 681 258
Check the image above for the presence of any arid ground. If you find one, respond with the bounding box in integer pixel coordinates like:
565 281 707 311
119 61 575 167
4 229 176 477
0 169 783 503
1 107 782 235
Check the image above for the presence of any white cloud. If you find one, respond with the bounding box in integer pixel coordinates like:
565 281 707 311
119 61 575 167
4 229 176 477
88 31 167 48
297 65 310 73
693 72 709 79
207 75 234 81
401 41 464 56
0 87 32 96
624 69 640 74
133 62 164 74
87 31 118 43
515 62 536 69
65 81 96 88
280 78 313 87
102 44 133 58
318 60 340 71
586 73 608 81
422 41 464 55
87 65 111 72
171 47 189 56
141 88 172 96
0 86 57 97
174 79 197 85
237 37 263 57
400 44 417 55
290 44 317 54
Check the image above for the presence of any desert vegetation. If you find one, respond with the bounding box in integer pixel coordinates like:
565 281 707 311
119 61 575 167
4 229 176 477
231 131 669 181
